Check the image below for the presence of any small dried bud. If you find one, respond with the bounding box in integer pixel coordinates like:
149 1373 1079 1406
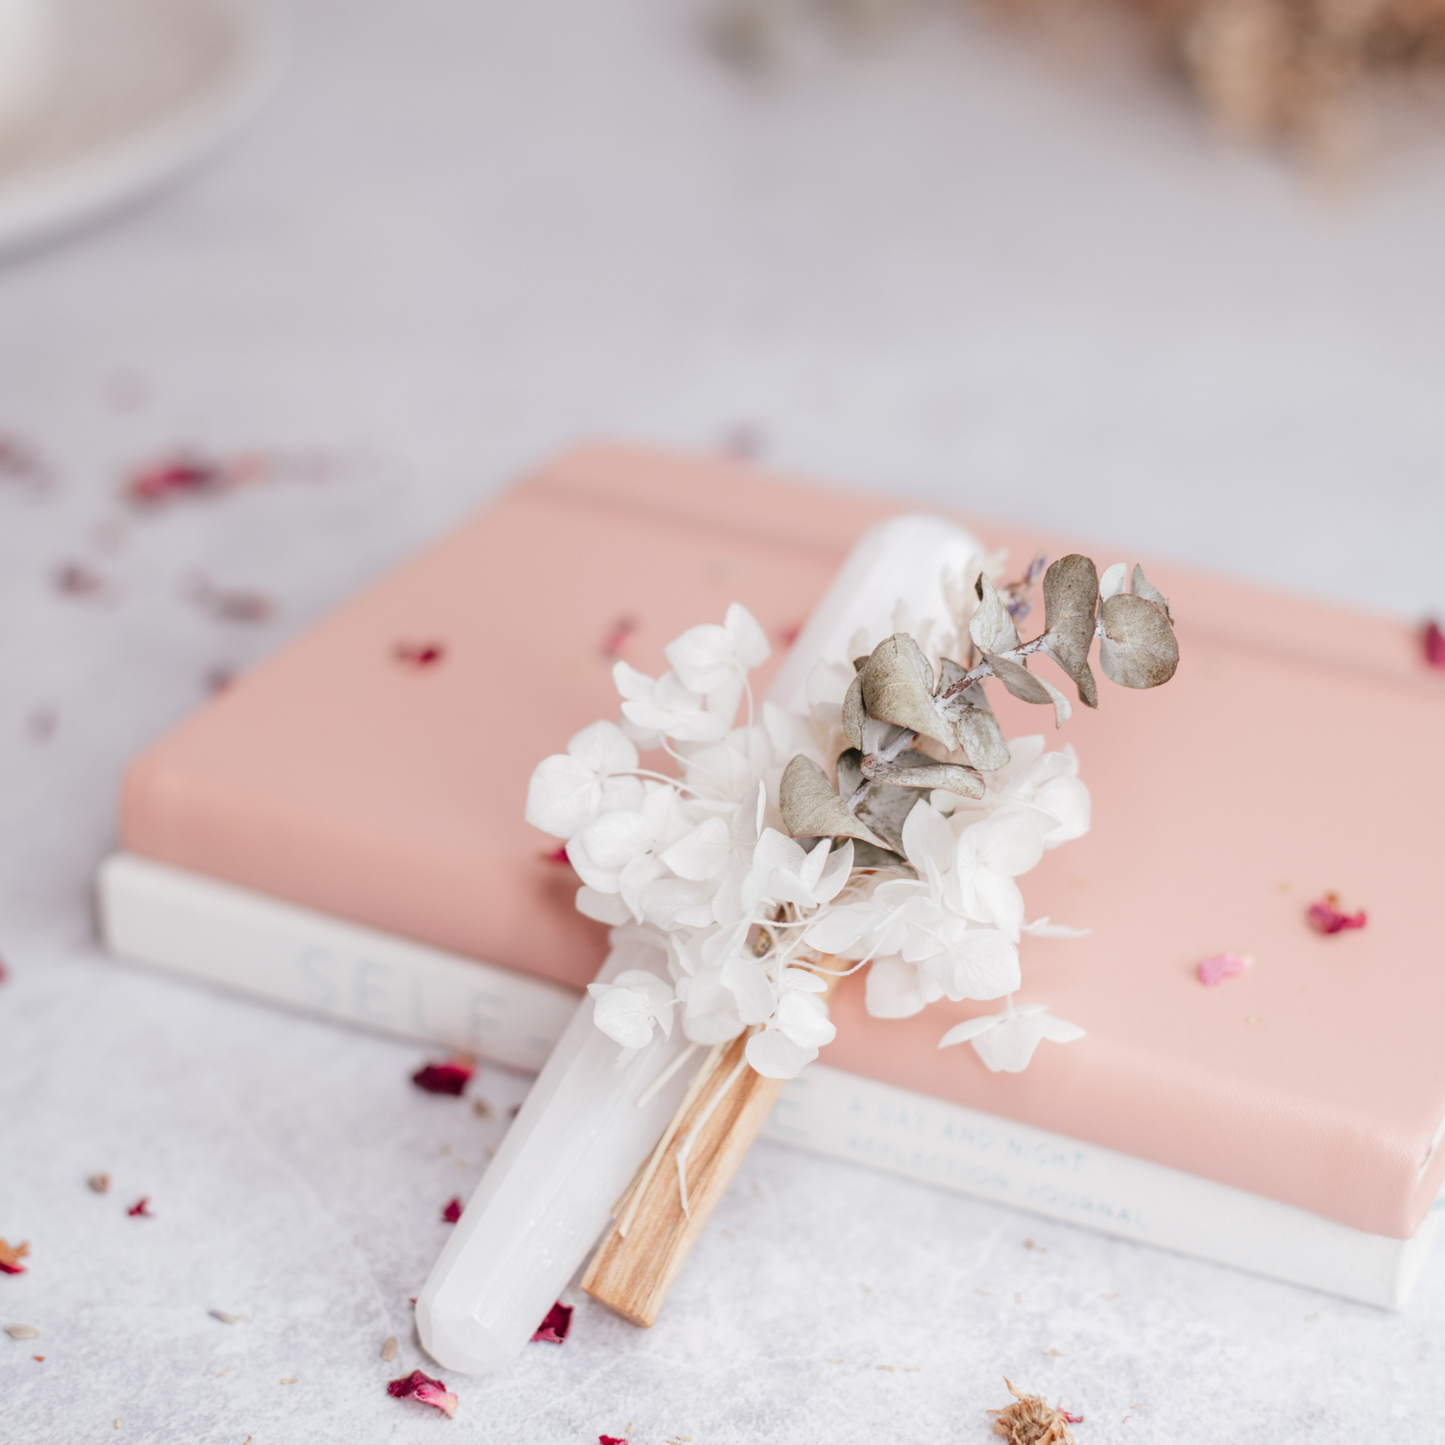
988 1378 1078 1444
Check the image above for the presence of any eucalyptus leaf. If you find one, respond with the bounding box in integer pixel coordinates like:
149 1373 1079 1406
969 574 1019 655
1098 592 1179 688
778 754 888 848
1041 554 1099 709
860 633 955 751
866 754 986 799
836 748 924 855
837 835 912 873
939 681 1011 771
1130 564 1173 623
982 652 1073 727
842 671 866 750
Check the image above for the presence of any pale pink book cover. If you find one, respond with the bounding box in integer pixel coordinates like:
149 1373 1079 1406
120 442 1445 1241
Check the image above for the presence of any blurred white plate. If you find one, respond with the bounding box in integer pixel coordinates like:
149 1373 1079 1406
0 0 285 259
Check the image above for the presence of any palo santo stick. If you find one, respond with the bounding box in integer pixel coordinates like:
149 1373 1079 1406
582 959 846 1327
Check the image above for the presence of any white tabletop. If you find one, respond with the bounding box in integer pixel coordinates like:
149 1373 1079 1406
2 2 1442 1441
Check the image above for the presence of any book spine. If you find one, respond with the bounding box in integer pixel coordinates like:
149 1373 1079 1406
97 852 1433 1309
97 852 576 1074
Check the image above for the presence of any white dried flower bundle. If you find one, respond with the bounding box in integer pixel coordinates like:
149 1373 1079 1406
526 554 1177 1079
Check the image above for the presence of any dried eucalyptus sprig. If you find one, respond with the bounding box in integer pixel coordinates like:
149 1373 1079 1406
526 549 1178 1079
780 554 1178 864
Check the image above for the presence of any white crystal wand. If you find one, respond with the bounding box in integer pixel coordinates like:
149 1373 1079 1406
417 513 986 1374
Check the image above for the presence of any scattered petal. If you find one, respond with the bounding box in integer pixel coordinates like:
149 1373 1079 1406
209 1310 248 1324
988 1378 1078 1444
125 455 229 505
0 1239 31 1274
387 1369 459 1419
127 1198 153 1218
1425 620 1445 670
601 615 640 659
1197 952 1250 987
395 641 445 668
184 574 276 624
411 1057 475 1095
52 561 108 599
380 1336 398 1362
599 1437 629 1445
5 1324 39 1339
0 433 53 494
1307 893 1367 935
441 1197 463 1224
87 1173 110 1194
532 1301 573 1343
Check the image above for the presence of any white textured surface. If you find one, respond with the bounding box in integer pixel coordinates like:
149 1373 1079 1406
2 1 1444 1441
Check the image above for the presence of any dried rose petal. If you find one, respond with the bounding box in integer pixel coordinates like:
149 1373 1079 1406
0 1238 30 1274
87 1172 110 1194
1307 893 1367 935
127 1197 153 1217
53 561 107 598
4 1324 38 1340
411 1057 475 1095
387 1369 458 1419
1059 1407 1084 1423
441 1197 462 1224
394 641 445 668
125 456 229 506
532 1301 573 1344
0 433 52 494
1420 618 1445 670
1197 952 1250 987
599 1437 629 1445
185 576 275 624
600 615 639 659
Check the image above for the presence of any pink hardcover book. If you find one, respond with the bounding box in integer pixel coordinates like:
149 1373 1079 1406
107 441 1445 1279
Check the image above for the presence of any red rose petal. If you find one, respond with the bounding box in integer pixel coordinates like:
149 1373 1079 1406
441 1196 463 1224
1307 894 1367 935
531 1301 573 1344
599 1437 629 1444
126 457 229 507
1424 620 1445 670
600 615 639 660
387 1369 459 1418
127 1197 153 1217
394 641 446 668
411 1057 475 1095
1060 1408 1084 1423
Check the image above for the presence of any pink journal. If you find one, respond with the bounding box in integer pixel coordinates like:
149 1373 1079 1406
116 441 1445 1247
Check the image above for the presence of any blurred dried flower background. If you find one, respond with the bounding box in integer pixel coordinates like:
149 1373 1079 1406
709 0 1445 148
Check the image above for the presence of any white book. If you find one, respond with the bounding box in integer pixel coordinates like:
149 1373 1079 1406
97 850 1444 1309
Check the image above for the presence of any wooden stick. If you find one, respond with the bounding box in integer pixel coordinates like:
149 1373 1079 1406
581 956 846 1327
